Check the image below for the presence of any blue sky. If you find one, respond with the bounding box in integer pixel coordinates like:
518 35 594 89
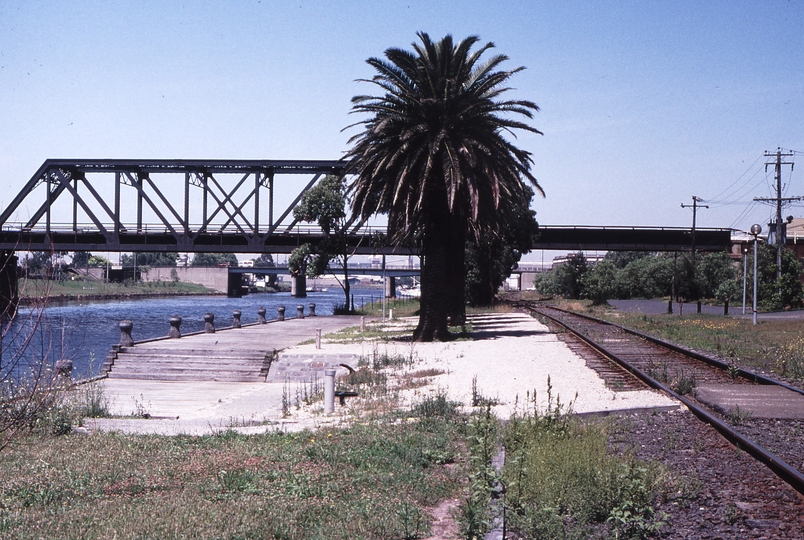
1 1 803 256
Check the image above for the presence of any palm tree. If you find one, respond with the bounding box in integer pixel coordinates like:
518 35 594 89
346 32 543 341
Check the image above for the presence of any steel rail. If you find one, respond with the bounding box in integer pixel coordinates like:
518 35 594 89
525 302 804 496
539 304 804 398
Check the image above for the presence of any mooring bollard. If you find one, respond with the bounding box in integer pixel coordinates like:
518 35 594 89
296 304 305 319
168 315 182 338
55 359 73 381
276 306 285 321
324 369 336 414
204 312 215 333
232 310 242 328
315 328 322 349
361 316 365 332
308 303 317 317
257 307 267 324
119 320 134 347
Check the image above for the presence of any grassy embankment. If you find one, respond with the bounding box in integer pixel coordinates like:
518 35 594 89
18 278 213 301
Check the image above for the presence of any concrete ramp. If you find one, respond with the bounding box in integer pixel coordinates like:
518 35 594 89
696 384 804 420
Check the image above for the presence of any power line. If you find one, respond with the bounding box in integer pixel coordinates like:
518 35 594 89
707 154 764 202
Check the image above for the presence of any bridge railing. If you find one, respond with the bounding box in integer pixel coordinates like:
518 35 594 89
1 222 389 239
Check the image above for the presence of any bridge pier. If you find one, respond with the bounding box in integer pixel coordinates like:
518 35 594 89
0 250 17 318
291 274 307 298
385 276 396 299
227 272 245 298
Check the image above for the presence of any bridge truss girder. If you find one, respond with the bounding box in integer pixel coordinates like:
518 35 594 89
0 159 405 255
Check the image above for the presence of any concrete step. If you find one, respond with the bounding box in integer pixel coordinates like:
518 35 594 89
113 356 268 366
110 363 268 374
120 349 271 359
108 371 266 382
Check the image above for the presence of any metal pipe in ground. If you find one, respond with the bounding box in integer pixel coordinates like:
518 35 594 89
324 369 336 414
315 329 321 349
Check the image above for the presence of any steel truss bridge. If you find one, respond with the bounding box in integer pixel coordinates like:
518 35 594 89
0 158 403 255
0 158 732 255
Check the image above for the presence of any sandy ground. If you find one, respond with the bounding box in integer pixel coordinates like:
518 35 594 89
84 312 677 435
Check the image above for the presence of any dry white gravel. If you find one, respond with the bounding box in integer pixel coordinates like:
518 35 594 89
294 311 677 418
86 311 676 435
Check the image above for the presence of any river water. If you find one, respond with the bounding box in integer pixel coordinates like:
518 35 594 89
3 287 384 380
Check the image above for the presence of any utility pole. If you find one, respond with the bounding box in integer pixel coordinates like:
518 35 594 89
681 196 708 310
681 196 708 259
754 148 796 288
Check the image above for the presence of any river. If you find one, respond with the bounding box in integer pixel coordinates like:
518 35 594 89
2 287 384 380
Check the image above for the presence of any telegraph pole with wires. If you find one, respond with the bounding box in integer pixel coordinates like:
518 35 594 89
754 148 796 285
681 196 708 310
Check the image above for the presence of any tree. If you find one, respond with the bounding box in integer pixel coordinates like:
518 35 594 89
613 254 674 300
70 251 91 268
465 185 539 306
287 243 312 278
751 245 803 311
122 252 178 267
695 252 737 299
87 255 111 267
346 33 542 340
581 260 617 305
604 251 652 269
191 253 238 267
292 175 355 308
252 254 275 268
554 252 588 299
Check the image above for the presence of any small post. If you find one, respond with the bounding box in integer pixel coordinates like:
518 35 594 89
168 315 182 338
257 306 267 324
324 369 336 414
724 298 729 316
276 306 285 321
119 319 134 347
389 308 394 320
751 223 762 325
315 328 322 349
361 316 365 332
696 300 702 314
232 310 241 328
667 299 673 314
308 303 317 317
296 304 305 319
204 312 215 333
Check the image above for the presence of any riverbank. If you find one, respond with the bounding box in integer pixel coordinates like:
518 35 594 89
17 278 216 304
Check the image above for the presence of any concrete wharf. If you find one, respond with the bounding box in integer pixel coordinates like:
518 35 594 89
105 314 358 383
87 314 362 435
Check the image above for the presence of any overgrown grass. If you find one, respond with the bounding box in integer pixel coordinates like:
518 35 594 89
0 413 466 539
358 297 421 318
502 389 668 539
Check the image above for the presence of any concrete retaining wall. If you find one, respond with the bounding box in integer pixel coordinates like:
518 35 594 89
143 267 230 293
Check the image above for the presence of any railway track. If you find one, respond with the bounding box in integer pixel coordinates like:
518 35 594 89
517 301 804 496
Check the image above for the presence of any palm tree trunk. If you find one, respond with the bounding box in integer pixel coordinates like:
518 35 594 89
414 220 451 341
446 220 466 326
